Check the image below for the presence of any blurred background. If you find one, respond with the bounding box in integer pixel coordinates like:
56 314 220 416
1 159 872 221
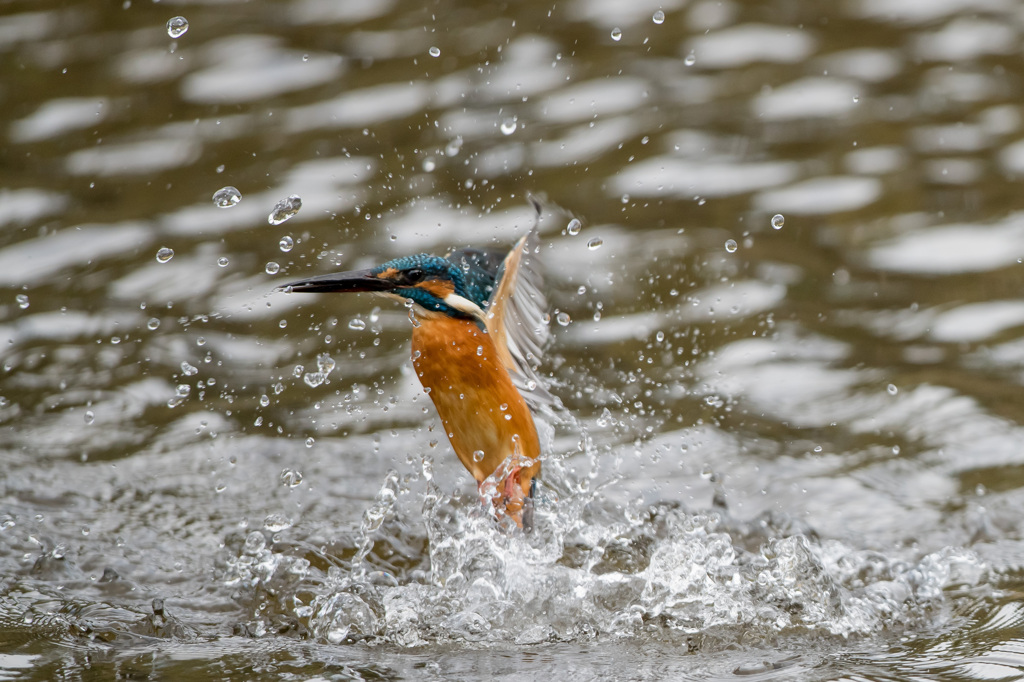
3 0 1024 679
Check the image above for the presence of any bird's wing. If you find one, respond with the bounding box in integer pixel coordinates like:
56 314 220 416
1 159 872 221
484 228 558 410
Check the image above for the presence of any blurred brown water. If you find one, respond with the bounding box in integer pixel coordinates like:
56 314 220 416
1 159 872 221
3 0 1024 679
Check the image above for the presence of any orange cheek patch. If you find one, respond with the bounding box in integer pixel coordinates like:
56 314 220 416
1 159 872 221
376 267 399 280
418 280 455 298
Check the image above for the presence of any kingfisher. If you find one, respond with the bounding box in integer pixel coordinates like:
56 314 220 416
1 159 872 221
281 220 551 530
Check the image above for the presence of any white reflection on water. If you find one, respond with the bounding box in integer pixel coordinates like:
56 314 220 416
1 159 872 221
612 158 798 199
843 145 907 175
866 213 1024 274
10 97 108 143
532 116 638 166
754 176 881 215
0 188 67 228
182 35 345 105
66 139 202 177
0 222 151 286
818 48 903 83
929 301 1024 343
289 0 397 24
752 77 861 121
912 17 1017 62
537 78 651 124
286 82 430 132
685 23 816 70
852 0 1012 24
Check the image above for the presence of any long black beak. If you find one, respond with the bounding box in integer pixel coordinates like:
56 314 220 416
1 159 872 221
279 269 393 294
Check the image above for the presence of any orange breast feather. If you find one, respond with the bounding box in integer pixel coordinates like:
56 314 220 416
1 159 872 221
411 316 540 496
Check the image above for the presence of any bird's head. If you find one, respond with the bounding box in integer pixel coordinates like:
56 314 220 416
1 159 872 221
282 253 494 320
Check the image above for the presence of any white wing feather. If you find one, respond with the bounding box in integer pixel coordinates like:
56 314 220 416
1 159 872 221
484 228 558 411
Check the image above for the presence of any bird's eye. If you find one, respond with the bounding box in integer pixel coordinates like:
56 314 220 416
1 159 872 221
404 268 425 284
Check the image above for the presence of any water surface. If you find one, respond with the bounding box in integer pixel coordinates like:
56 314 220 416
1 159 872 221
3 0 1024 679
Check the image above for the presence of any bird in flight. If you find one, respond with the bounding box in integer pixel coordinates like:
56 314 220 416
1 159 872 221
281 211 551 530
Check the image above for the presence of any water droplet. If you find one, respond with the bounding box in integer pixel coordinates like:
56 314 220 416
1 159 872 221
84 410 95 425
180 361 198 376
265 262 280 275
318 353 335 373
684 51 696 66
724 239 738 253
349 318 366 330
279 236 294 252
422 157 436 172
500 117 518 135
587 237 603 250
166 16 188 38
653 10 665 24
445 136 463 156
472 450 485 462
887 383 898 395
215 164 225 173
260 394 270 407
567 218 582 235
263 513 293 532
217 256 229 267
428 46 441 58
268 195 301 225
15 294 29 310
212 186 241 208
611 27 622 41
305 437 315 448
147 318 160 330
156 247 174 263
280 468 303 488
168 383 191 407
771 213 785 230
556 311 571 326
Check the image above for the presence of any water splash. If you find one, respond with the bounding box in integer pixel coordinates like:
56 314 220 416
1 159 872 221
222 448 987 647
